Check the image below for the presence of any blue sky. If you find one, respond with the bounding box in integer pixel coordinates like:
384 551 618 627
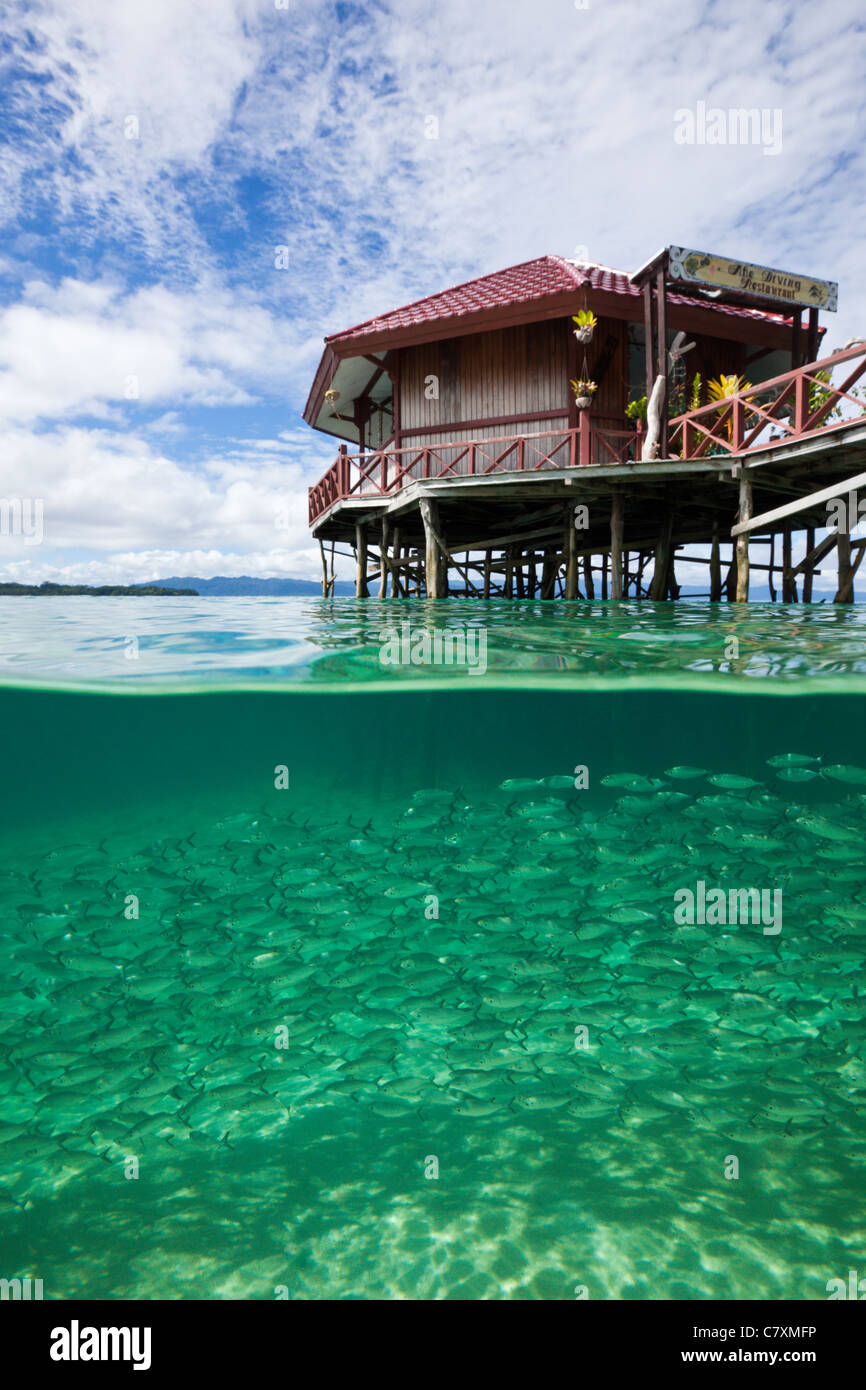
0 0 864 586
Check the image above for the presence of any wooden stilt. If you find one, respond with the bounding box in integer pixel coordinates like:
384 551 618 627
767 533 777 602
391 527 403 598
540 548 557 599
516 550 525 599
782 524 797 602
610 494 624 599
709 527 722 601
724 553 737 602
420 499 447 598
505 546 514 599
735 472 753 602
319 540 329 597
835 528 853 603
527 551 537 598
565 507 578 601
668 552 680 600
649 513 673 600
483 550 492 599
601 551 608 600
582 553 595 600
837 541 866 603
355 524 369 597
802 526 815 603
636 550 648 599
379 519 390 598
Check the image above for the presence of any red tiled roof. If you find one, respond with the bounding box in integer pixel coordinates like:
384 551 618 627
325 254 790 348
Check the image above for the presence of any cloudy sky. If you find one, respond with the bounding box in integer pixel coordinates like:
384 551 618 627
0 0 864 586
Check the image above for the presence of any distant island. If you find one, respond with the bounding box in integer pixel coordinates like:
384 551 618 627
0 575 356 598
0 582 198 596
155 575 355 596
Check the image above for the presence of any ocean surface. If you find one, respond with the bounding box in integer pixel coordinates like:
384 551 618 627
0 597 864 1301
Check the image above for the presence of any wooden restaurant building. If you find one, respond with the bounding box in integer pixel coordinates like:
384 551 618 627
305 247 866 601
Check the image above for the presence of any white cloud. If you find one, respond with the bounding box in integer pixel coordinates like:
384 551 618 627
0 278 295 425
0 426 333 568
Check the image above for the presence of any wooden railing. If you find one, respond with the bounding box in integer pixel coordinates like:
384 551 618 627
668 344 866 461
308 347 866 523
309 415 643 523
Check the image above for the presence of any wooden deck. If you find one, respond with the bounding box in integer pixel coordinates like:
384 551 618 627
308 347 866 602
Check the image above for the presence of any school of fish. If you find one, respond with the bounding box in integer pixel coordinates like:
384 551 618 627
1 750 865 1298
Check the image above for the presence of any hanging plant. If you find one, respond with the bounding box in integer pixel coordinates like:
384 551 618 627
571 309 598 345
570 378 597 410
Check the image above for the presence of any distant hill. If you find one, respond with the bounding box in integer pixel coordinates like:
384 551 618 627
155 575 355 596
0 582 197 596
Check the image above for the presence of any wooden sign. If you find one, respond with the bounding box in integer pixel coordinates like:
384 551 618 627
668 245 838 312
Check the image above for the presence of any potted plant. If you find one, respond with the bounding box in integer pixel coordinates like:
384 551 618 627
570 378 597 410
571 309 597 345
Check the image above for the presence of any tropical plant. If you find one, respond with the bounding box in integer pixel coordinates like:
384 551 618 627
625 395 647 423
571 310 598 328
668 381 686 419
689 372 703 412
706 373 752 446
570 378 597 408
707 373 750 403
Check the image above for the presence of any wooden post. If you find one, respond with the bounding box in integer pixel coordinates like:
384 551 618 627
540 548 557 600
782 524 797 602
516 550 525 599
610 493 624 600
667 551 680 600
379 518 390 599
649 512 673 600
802 526 815 603
735 472 753 602
483 551 492 599
835 528 853 603
391 526 403 598
565 506 578 601
319 540 329 597
767 533 777 602
806 308 820 365
583 553 595 600
791 309 803 369
420 499 447 598
656 266 669 458
636 551 648 599
710 527 722 601
643 279 655 400
504 546 514 599
355 524 368 598
724 552 737 602
567 323 578 432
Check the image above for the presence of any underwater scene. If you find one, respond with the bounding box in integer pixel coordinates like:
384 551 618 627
0 597 865 1300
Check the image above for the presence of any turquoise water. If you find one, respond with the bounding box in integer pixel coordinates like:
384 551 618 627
0 598 864 1300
